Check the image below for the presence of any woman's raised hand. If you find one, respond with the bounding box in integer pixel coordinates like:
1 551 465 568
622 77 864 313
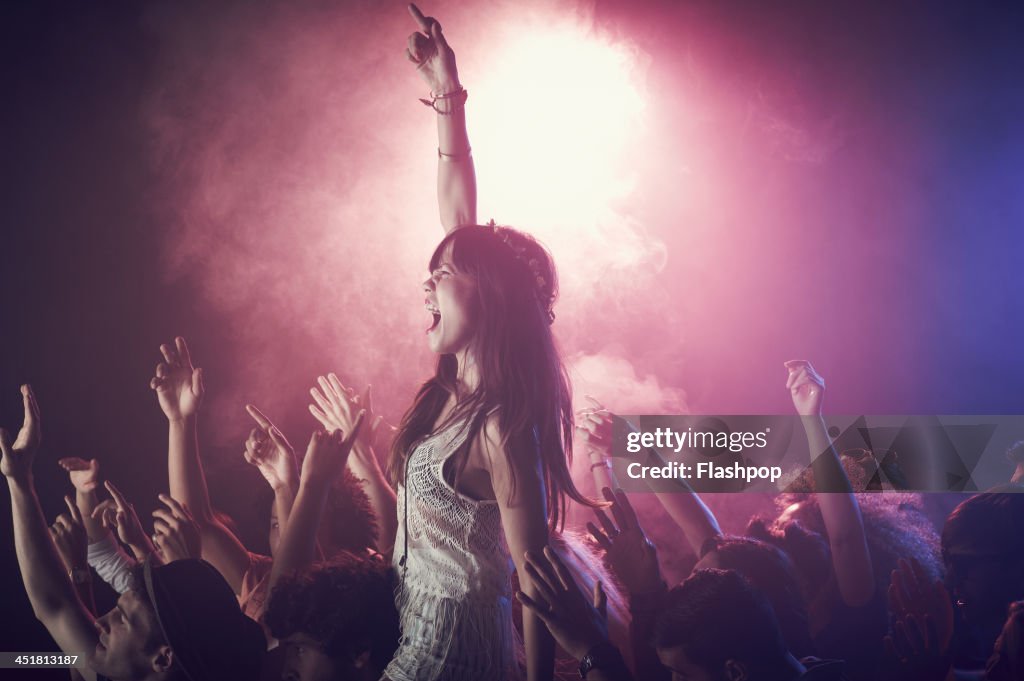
150 337 204 422
405 3 460 94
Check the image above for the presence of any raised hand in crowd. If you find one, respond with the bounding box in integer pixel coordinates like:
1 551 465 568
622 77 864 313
93 480 156 562
152 494 201 563
58 456 108 542
576 397 620 491
579 398 722 558
517 546 633 681
300 424 364 487
150 336 204 423
785 359 825 416
50 494 97 614
244 403 300 545
883 557 954 681
51 495 89 574
59 456 99 494
310 373 397 554
587 487 663 596
268 414 365 594
0 384 41 483
310 375 377 465
576 396 616 456
151 337 257 599
244 404 298 493
3 386 106 679
784 360 875 609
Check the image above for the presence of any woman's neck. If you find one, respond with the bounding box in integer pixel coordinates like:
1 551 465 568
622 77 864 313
454 347 480 396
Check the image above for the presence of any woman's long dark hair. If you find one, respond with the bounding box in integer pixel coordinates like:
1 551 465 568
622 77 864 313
388 224 595 530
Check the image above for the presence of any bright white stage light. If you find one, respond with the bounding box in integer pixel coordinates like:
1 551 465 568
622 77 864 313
470 12 656 288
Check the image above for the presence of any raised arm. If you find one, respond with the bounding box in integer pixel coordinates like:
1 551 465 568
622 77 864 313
482 417 555 681
243 404 299 533
579 400 721 555
406 3 476 232
150 336 251 592
1 386 98 681
268 417 363 595
785 360 874 607
310 375 397 555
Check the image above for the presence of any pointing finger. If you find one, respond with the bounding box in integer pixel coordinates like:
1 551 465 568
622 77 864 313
408 3 431 32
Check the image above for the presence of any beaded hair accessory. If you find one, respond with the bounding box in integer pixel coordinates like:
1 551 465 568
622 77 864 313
486 220 556 325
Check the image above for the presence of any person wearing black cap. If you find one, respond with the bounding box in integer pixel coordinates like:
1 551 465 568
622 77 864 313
2 385 265 681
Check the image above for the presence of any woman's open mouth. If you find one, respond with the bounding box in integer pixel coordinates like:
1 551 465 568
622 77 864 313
426 305 441 334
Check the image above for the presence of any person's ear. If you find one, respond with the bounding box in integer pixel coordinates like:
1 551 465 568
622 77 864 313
151 645 174 674
724 659 748 681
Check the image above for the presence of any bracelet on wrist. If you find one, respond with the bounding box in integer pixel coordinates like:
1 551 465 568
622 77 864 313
418 86 468 116
578 641 628 679
590 459 611 471
438 146 472 162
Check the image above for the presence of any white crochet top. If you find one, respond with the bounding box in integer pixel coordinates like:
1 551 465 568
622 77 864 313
384 416 518 681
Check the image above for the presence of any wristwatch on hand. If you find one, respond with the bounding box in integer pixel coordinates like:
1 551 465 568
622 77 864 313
578 641 625 678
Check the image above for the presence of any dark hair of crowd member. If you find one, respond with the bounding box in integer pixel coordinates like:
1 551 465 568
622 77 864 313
389 225 597 530
701 535 815 658
654 569 792 678
264 553 400 671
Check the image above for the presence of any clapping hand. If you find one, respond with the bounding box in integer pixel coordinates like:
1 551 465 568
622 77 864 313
883 557 954 681
405 3 460 95
50 495 88 573
93 480 155 561
58 457 100 494
517 546 610 661
309 374 378 465
244 404 298 491
587 487 663 595
0 385 42 483
784 360 825 417
151 494 201 563
300 412 365 486
150 337 204 422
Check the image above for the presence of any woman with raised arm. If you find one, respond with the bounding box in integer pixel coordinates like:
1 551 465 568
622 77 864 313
354 6 597 680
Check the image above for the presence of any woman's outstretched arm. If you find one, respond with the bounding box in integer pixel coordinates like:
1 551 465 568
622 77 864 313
785 360 875 607
406 4 476 232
